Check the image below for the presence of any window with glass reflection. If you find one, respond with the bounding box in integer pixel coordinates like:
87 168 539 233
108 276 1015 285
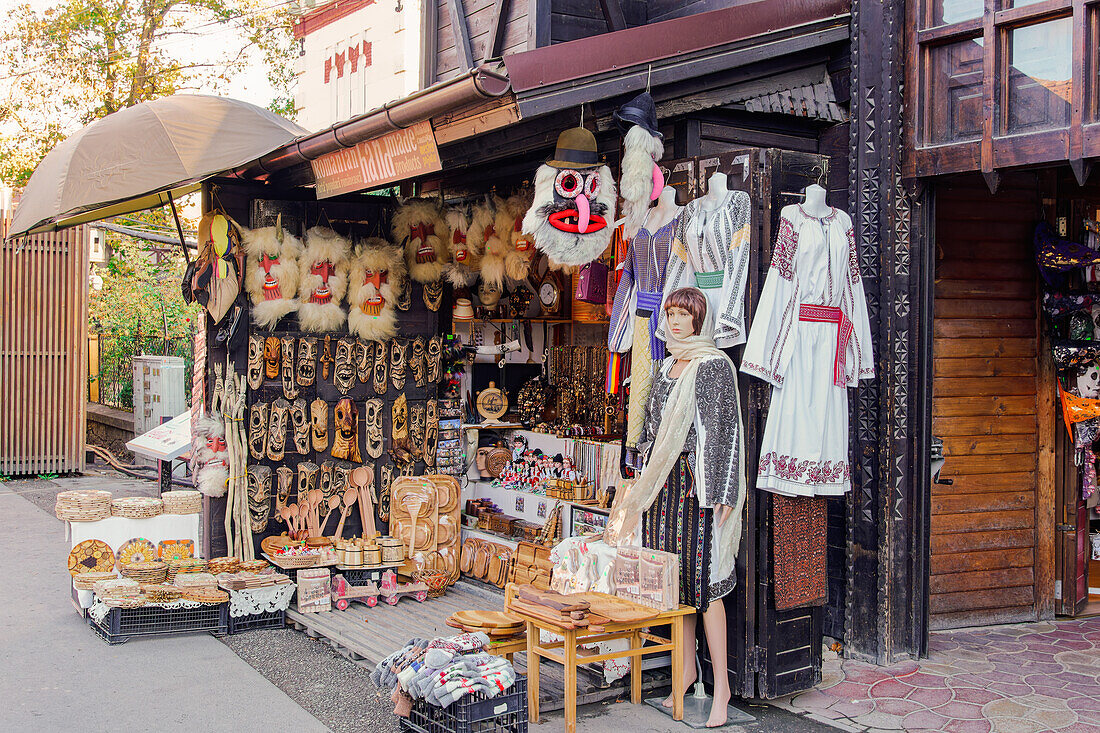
1005 18 1073 135
926 0 982 26
925 38 985 144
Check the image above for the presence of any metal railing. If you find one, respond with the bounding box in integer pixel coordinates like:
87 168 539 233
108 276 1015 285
88 330 193 410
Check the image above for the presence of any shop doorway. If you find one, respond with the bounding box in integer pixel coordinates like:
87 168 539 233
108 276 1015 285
931 170 1098 630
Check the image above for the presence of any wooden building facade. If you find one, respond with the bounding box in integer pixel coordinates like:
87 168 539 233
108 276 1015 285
905 0 1100 628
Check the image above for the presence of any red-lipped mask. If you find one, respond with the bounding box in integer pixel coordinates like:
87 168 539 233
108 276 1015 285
361 267 388 316
260 253 281 300
453 229 469 262
513 217 532 251
309 260 335 303
409 223 436 263
548 169 607 234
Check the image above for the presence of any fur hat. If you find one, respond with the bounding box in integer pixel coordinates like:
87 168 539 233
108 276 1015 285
348 237 406 342
444 207 482 287
523 162 617 266
298 226 352 333
242 218 303 330
620 124 665 239
392 198 449 283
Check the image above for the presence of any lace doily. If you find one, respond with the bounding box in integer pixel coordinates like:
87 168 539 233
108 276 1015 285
227 583 297 618
89 597 208 624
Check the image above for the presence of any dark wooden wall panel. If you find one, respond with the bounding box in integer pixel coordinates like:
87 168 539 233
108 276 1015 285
647 0 751 24
434 0 531 82
931 173 1043 630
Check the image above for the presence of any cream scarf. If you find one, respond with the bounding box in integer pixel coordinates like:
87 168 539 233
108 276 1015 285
607 326 744 583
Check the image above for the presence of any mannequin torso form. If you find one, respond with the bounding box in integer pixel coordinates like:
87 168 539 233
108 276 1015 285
802 183 832 218
645 186 681 232
700 171 729 212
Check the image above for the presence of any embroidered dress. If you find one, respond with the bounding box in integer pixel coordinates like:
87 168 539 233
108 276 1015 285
742 205 873 497
658 191 752 348
608 212 679 447
638 358 742 608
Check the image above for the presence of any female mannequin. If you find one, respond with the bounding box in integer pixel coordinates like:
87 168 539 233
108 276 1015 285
801 183 831 218
607 287 747 727
608 186 683 448
701 171 728 208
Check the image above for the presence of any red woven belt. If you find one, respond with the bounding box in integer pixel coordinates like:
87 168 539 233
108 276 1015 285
798 304 852 387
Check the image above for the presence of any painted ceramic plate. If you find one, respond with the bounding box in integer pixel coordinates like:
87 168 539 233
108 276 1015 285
117 537 157 566
68 539 115 576
158 539 195 561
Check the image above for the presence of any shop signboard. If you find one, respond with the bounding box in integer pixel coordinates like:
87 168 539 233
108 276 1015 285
311 120 442 198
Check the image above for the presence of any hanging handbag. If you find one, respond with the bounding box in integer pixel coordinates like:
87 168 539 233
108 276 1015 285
575 260 609 304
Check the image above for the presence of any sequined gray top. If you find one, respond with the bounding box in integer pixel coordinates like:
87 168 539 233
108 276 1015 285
638 356 742 508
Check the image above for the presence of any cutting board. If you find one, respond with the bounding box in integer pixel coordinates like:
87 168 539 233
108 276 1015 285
507 597 583 629
515 585 591 612
575 592 661 623
450 610 525 629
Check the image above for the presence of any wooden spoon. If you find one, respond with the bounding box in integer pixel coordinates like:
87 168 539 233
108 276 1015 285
334 489 357 541
309 489 324 534
321 494 341 535
359 482 377 540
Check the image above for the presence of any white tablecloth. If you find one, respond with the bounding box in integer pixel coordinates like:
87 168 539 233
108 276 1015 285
68 514 200 556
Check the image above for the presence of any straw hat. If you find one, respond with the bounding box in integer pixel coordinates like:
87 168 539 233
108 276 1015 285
453 297 474 320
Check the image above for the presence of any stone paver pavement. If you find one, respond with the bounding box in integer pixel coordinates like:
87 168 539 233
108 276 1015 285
774 619 1100 732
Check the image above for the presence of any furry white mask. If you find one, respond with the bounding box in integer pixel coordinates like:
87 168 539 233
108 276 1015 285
392 199 449 283
523 163 616 266
190 415 228 498
496 193 535 281
444 207 481 287
472 202 506 287
242 217 303 330
298 226 351 333
348 237 406 342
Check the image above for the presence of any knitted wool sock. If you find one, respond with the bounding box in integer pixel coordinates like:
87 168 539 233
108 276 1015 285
426 632 490 656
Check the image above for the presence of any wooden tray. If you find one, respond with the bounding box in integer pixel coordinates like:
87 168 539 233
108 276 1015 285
575 592 660 623
450 609 524 628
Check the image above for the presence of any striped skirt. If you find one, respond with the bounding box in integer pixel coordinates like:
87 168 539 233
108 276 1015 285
641 454 714 610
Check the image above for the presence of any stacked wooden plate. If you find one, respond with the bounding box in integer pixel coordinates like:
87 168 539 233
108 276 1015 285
173 572 218 589
218 572 291 590
94 577 140 598
207 557 240 575
73 571 118 590
161 490 202 514
111 496 164 519
102 596 146 608
140 583 183 602
181 587 229 604
446 610 525 638
238 559 270 574
55 490 112 521
166 558 207 582
120 561 168 583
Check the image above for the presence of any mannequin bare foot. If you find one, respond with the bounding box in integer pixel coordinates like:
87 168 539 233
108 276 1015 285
661 670 696 708
705 683 732 727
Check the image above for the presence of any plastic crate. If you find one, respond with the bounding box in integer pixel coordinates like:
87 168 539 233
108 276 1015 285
403 675 527 733
87 602 228 644
227 608 286 634
341 567 387 586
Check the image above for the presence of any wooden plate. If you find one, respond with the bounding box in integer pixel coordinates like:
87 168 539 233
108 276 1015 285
450 610 525 629
117 538 157 566
68 539 115 576
158 539 194 561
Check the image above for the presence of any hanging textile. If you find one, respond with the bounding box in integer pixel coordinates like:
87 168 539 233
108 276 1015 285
1035 222 1100 288
1051 339 1100 370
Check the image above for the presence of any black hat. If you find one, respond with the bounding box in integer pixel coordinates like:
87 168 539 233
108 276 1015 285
614 91 662 139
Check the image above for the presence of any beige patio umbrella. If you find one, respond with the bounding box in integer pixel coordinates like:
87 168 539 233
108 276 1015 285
8 94 307 238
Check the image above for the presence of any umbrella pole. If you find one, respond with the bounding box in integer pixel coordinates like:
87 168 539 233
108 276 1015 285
167 191 192 265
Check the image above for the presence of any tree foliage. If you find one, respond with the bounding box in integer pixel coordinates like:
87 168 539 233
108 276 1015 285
0 0 297 187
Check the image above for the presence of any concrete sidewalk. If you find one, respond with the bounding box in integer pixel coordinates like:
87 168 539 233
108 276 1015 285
0 481 328 732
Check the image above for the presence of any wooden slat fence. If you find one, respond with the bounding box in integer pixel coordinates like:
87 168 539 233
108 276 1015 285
0 211 89 476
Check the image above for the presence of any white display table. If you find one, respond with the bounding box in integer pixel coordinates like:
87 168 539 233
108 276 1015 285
68 513 200 555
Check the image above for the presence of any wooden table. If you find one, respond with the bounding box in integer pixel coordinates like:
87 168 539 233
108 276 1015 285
506 589 695 733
